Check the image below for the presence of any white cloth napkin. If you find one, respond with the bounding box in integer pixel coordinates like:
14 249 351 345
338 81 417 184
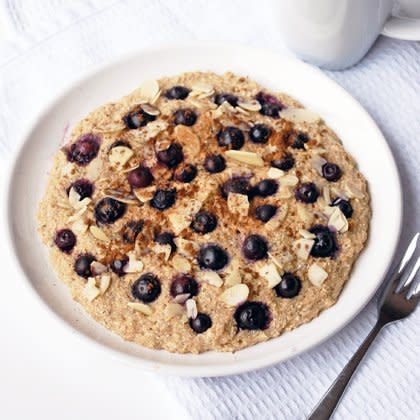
0 1 419 419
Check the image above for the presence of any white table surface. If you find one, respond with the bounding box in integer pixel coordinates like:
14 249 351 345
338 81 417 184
0 1 419 419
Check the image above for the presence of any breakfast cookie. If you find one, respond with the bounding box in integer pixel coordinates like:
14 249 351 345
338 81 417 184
37 72 370 353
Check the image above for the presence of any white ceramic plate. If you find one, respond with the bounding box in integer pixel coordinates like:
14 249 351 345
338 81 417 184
5 43 402 377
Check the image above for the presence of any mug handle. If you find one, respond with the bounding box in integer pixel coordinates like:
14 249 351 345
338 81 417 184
381 15 420 40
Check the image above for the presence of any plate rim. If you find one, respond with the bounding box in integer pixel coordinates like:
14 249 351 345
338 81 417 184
4 41 403 377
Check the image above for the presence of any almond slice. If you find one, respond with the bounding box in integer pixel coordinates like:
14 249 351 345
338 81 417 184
267 252 283 270
141 103 160 116
174 237 198 258
258 263 282 288
68 187 81 208
153 243 172 261
281 174 299 186
280 107 320 124
308 263 328 287
164 303 184 320
293 238 315 260
171 255 191 272
220 284 249 306
344 183 364 199
186 299 198 319
99 274 111 294
83 278 100 302
72 219 89 234
90 261 107 276
299 229 316 239
191 81 214 94
311 155 327 175
200 271 223 288
237 99 261 112
328 206 349 233
139 80 160 102
123 253 144 273
225 150 264 167
127 302 152 315
267 167 285 179
109 146 134 168
89 225 110 242
173 293 191 304
67 206 88 223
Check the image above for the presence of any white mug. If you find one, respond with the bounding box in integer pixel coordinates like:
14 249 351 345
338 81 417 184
275 0 420 70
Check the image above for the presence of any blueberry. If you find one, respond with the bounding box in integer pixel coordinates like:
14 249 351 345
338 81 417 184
198 244 228 270
249 124 271 144
289 131 309 149
174 109 197 126
54 229 76 253
170 274 199 298
309 225 338 258
204 154 226 173
111 256 129 276
122 220 144 243
252 179 278 197
66 133 100 166
217 127 244 150
295 182 319 204
255 92 283 118
95 197 127 224
155 231 177 253
123 106 156 129
189 313 212 333
221 177 251 198
74 254 96 278
234 301 270 330
150 189 176 211
331 197 353 218
191 211 217 234
214 93 238 107
174 163 198 183
157 143 184 168
68 179 93 199
255 205 277 223
243 234 268 260
164 86 190 100
131 273 161 303
271 154 295 171
322 162 342 182
127 166 153 188
274 273 301 298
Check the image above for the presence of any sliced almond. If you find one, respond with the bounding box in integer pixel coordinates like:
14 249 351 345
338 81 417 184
227 193 249 217
141 103 160 116
124 253 144 273
293 238 315 260
68 187 81 208
99 274 111 294
267 167 285 179
90 261 107 276
83 278 100 302
265 204 288 231
186 299 198 319
280 107 320 124
72 219 89 234
89 225 110 242
311 155 327 175
328 206 348 233
133 186 155 203
143 120 169 140
308 263 328 287
171 255 191 272
225 150 264 167
237 99 261 112
174 237 198 258
109 146 134 168
67 206 88 223
258 263 282 288
322 185 331 205
75 197 91 210
220 284 249 306
127 302 152 316
139 80 160 103
164 303 184 320
200 271 223 288
344 183 364 199
61 162 74 177
267 252 283 270
153 243 172 261
281 174 299 186
299 229 316 239
86 158 103 181
173 293 191 304
191 81 214 94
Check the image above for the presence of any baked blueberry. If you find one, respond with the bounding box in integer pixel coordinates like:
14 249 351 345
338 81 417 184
274 273 301 298
95 197 127 224
164 85 190 100
197 244 228 270
157 143 184 168
243 234 268 260
68 179 93 199
123 106 156 129
331 197 353 218
174 109 197 126
221 177 251 198
204 154 226 173
217 127 245 150
174 163 198 183
127 166 153 188
255 91 283 118
252 179 278 197
249 124 271 144
214 93 238 107
295 182 319 204
74 254 96 278
234 301 270 330
111 256 129 276
271 154 295 171
155 231 177 253
66 133 100 166
170 274 199 298
54 229 76 253
255 204 277 223
122 220 144 243
322 162 342 182
150 188 176 211
288 131 309 149
131 273 161 303
309 225 338 258
189 313 212 333
191 211 217 234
